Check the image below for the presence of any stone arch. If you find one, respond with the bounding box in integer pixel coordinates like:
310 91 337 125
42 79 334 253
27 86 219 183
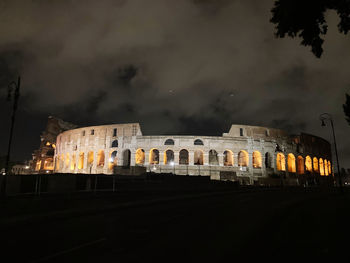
276 153 286 171
319 158 324 175
97 150 105 167
149 148 159 164
313 157 319 173
287 153 296 173
179 149 189 165
305 156 312 172
324 159 329 176
164 139 175 145
252 151 262 168
70 153 76 171
194 150 204 165
111 140 118 148
78 152 84 169
135 148 145 165
194 139 204 145
265 152 272 168
164 149 174 164
223 150 233 166
297 156 304 175
87 151 94 167
209 150 219 165
238 150 249 167
123 149 131 167
109 150 117 169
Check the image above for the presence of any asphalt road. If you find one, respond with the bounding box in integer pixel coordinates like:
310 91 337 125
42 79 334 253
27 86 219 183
2 188 350 262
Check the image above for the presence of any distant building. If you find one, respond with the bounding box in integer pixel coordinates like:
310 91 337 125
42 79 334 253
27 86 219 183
11 164 31 175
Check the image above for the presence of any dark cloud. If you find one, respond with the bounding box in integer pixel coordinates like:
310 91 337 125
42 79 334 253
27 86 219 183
0 0 349 168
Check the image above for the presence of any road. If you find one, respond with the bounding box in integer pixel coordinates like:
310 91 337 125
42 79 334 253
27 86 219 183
1 188 350 262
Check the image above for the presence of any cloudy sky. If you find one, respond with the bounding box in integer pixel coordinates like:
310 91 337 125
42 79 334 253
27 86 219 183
0 0 349 168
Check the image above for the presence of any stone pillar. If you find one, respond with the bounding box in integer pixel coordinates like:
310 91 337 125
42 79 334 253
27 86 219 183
159 151 165 165
218 153 224 166
233 153 238 167
189 151 194 165
203 153 209 166
174 151 179 165
144 150 150 165
130 150 136 166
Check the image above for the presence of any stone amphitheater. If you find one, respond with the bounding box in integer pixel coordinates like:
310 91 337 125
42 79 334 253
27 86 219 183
48 122 333 183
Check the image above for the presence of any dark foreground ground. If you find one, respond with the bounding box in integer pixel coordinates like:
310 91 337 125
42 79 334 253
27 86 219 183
1 184 350 262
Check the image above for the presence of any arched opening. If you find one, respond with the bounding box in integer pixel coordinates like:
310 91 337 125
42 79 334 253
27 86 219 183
78 152 84 169
194 139 204 145
276 153 286 171
287 153 296 173
35 160 41 171
97 150 105 167
164 149 174 164
70 154 76 171
65 153 70 168
194 150 203 165
319 158 324 175
60 154 64 170
265 152 271 168
44 158 54 170
224 150 233 166
164 139 175 145
179 149 189 165
149 148 159 164
123 149 131 167
252 151 262 168
328 161 331 174
109 151 117 170
297 156 304 174
111 140 118 148
209 150 219 165
87 151 94 167
313 157 319 173
305 156 312 172
238 150 248 167
324 159 329 176
135 148 145 165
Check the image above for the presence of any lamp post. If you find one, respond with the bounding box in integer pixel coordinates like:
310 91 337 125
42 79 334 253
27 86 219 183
319 113 342 188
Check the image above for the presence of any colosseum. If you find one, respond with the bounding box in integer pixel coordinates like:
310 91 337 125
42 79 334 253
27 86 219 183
47 121 333 184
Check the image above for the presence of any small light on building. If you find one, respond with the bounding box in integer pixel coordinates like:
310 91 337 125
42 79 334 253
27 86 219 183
46 170 49 174
170 161 174 166
25 166 30 169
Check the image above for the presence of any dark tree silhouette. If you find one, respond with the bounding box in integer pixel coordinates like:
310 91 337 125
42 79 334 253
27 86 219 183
344 93 350 125
270 0 350 58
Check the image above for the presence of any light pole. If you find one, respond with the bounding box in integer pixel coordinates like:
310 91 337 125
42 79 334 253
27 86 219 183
319 113 342 188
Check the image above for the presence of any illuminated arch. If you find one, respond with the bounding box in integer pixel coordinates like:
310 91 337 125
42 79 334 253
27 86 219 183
319 158 324 176
297 156 304 175
87 151 94 166
276 153 286 171
109 151 117 170
35 160 41 171
164 149 174 164
135 148 145 165
65 153 70 168
97 150 105 167
70 153 76 170
149 148 159 164
252 151 262 168
287 154 296 173
44 158 54 170
324 159 329 176
194 150 204 165
328 161 331 174
313 157 319 173
60 154 64 170
78 152 84 169
305 156 312 172
179 149 189 165
224 150 233 166
238 150 249 167
209 150 219 165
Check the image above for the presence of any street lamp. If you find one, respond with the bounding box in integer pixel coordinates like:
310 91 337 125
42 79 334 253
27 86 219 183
319 113 342 188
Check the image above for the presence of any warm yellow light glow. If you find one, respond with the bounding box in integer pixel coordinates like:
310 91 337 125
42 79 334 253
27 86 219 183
324 159 329 176
297 156 304 175
88 151 94 166
224 150 233 166
328 161 331 174
149 148 159 164
305 156 312 172
70 154 76 170
238 150 249 167
108 151 117 170
44 158 54 170
252 151 262 168
65 153 70 168
46 142 50 146
78 152 84 169
35 160 41 171
194 150 203 165
313 157 319 172
276 153 286 171
97 150 105 167
52 144 56 149
319 158 324 176
135 148 145 165
287 153 296 173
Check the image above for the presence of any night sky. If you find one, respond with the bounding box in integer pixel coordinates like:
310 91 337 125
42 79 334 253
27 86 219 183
0 0 349 168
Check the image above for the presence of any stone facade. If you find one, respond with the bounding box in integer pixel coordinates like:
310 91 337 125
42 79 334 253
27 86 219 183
52 122 333 182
